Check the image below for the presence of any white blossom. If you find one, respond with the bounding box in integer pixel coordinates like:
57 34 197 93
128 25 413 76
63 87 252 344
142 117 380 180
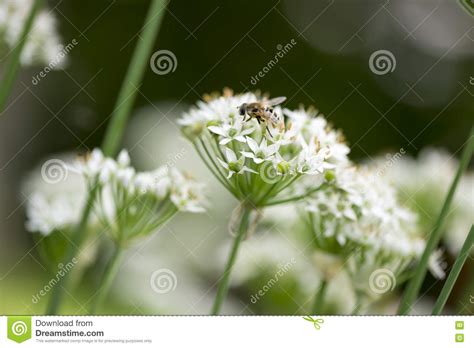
216 147 257 179
208 121 253 145
75 148 206 242
22 153 95 235
369 148 473 255
241 137 279 164
0 0 66 67
178 90 350 206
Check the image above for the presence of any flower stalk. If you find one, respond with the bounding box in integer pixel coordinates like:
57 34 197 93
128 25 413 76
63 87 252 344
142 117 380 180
101 0 168 156
0 0 42 113
90 245 125 314
311 279 328 314
398 128 474 315
431 224 474 315
46 181 99 314
211 205 252 315
180 91 350 314
45 0 169 314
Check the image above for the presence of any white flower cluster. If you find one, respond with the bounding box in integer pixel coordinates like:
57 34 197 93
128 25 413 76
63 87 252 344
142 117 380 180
24 149 205 243
0 0 65 66
306 166 424 258
72 149 206 242
304 164 447 299
178 91 349 206
370 148 473 255
23 161 89 236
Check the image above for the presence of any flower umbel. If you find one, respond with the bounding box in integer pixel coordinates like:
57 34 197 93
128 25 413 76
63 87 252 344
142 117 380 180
178 90 349 207
72 149 206 244
303 165 444 304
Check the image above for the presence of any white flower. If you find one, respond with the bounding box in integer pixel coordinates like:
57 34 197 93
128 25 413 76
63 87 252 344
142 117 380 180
29 149 206 242
117 149 131 167
167 167 206 213
241 137 279 164
428 249 446 280
0 0 66 67
304 165 431 292
296 140 333 175
217 147 257 179
25 192 83 235
178 90 350 206
22 153 96 235
369 148 473 255
209 121 254 145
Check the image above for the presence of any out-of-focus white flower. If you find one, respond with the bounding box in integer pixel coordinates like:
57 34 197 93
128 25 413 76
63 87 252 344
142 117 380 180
75 148 206 243
306 166 423 257
22 153 92 236
0 0 66 67
428 249 446 280
302 165 444 302
369 148 473 255
178 90 350 207
25 191 83 235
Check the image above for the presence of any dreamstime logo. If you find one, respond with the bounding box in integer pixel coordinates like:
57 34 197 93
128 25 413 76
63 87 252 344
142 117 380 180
11 321 28 336
259 161 284 184
7 316 32 343
369 50 396 75
150 50 178 75
41 159 68 184
150 268 178 294
369 268 396 295
469 76 474 86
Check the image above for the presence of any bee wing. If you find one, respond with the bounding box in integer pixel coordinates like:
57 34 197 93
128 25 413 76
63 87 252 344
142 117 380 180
265 96 287 106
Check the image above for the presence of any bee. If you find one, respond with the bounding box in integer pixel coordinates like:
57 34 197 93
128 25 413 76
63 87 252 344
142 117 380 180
237 96 286 136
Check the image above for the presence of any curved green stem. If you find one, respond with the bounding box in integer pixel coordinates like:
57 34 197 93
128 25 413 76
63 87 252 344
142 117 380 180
101 0 168 156
45 0 169 314
266 184 325 206
211 205 252 315
398 128 474 315
311 279 328 314
46 183 99 314
90 245 125 314
432 225 474 315
0 0 42 113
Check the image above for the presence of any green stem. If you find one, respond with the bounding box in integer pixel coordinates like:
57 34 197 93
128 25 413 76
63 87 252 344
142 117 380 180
0 0 42 113
432 225 474 315
101 0 168 157
311 279 328 314
211 205 252 315
90 245 125 314
266 184 324 206
46 183 99 314
351 291 368 315
398 127 474 315
45 0 169 314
